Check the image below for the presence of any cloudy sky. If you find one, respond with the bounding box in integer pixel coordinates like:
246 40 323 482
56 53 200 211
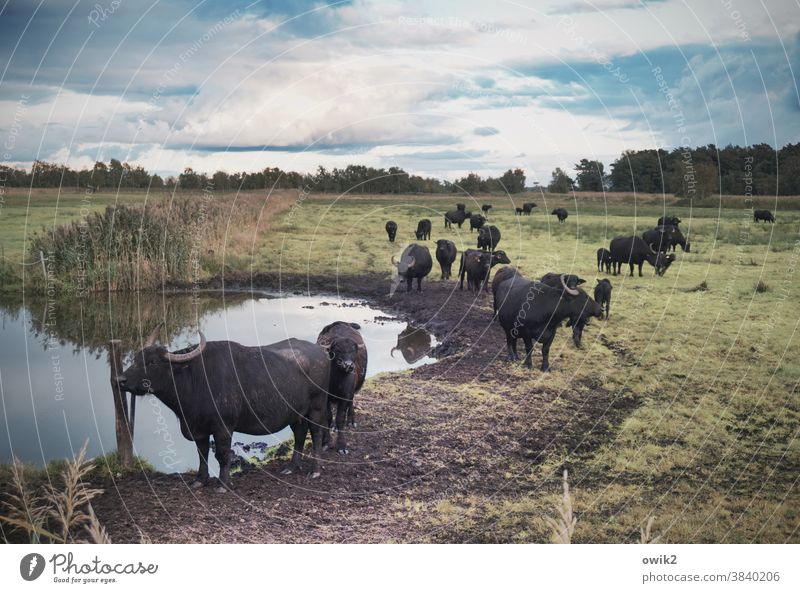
0 0 798 183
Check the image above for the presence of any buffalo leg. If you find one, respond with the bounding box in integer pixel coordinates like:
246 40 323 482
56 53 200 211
522 336 534 369
334 396 351 455
307 399 328 478
214 433 233 491
417 277 422 292
638 262 644 277
281 421 308 475
192 435 210 488
505 331 518 361
606 296 611 318
406 276 413 292
322 398 335 451
541 332 555 372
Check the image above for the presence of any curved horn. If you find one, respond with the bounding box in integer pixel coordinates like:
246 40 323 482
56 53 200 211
560 275 580 296
163 332 206 363
390 347 399 359
145 321 164 347
391 255 398 267
408 256 416 268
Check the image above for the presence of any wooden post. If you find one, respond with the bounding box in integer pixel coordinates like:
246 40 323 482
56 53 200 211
109 339 134 467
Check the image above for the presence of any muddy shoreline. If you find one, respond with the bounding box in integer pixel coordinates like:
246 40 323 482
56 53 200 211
91 273 636 543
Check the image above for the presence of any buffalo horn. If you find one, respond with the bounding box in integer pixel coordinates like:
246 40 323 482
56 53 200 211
145 321 165 347
163 332 207 363
560 275 580 296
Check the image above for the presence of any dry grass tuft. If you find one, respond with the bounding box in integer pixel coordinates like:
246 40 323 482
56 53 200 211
0 441 109 543
755 280 769 293
545 469 577 544
640 516 662 544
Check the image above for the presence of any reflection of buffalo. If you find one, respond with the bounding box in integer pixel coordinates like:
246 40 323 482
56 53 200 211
391 324 432 364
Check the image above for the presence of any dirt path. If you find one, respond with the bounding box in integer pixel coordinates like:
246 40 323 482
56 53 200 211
93 276 635 543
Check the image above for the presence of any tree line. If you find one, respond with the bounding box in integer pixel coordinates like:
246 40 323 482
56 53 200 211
2 143 798 196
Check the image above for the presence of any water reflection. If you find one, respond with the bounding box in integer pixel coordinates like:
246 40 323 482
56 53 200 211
0 291 435 475
390 324 434 364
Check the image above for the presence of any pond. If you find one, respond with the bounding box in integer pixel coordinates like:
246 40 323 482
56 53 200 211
0 291 436 475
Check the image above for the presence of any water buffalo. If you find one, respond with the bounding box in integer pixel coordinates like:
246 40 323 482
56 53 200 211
540 272 590 346
391 243 433 293
469 213 486 232
435 239 457 279
551 208 568 223
459 249 511 290
609 236 671 276
481 204 492 217
495 276 602 370
385 220 397 242
317 321 367 455
515 207 524 215
445 209 469 229
522 202 536 215
415 218 432 240
597 247 612 273
643 226 690 253
754 209 775 223
391 324 432 364
477 225 501 251
116 326 330 488
594 279 612 318
657 215 681 227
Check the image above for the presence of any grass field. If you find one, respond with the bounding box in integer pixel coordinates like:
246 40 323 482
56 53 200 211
1 188 798 542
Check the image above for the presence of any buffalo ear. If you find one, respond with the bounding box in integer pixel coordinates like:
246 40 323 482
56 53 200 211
577 277 586 285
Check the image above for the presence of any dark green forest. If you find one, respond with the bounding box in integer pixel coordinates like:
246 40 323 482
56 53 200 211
2 143 798 196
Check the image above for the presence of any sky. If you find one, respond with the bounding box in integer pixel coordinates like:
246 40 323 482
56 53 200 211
0 0 798 184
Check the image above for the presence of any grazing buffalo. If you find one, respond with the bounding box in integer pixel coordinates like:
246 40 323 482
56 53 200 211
470 213 486 232
391 243 433 293
597 247 612 273
594 279 612 319
391 324 432 364
445 209 469 229
317 321 367 455
456 203 466 212
495 276 602 370
522 202 537 215
643 226 690 253
481 204 492 217
657 215 681 227
754 209 775 223
385 220 397 242
459 249 511 290
477 225 501 251
515 207 524 215
116 326 330 488
435 239 457 279
415 218 432 240
551 208 568 223
609 236 672 277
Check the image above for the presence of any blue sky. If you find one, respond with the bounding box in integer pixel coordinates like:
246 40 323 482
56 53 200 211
0 0 798 183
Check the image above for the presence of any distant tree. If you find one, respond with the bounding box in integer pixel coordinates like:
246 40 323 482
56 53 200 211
178 167 201 190
548 168 574 193
574 159 606 191
499 168 526 193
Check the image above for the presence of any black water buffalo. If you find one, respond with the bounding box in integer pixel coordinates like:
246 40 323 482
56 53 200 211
540 273 590 347
317 321 367 454
477 225 501 250
456 203 466 212
415 218 432 240
469 213 486 232
522 202 536 215
594 279 612 319
515 207 524 215
597 247 612 273
391 243 433 293
657 215 681 227
551 208 568 222
116 326 330 488
391 324 431 364
445 209 469 229
495 276 602 370
385 220 397 242
754 209 775 223
609 236 671 276
481 204 492 217
643 226 690 253
459 249 510 290
435 239 457 279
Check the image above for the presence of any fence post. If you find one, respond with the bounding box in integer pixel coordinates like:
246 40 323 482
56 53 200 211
109 339 134 467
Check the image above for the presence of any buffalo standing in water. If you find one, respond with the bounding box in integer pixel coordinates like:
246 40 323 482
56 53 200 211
116 324 330 488
317 321 367 455
391 243 433 293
